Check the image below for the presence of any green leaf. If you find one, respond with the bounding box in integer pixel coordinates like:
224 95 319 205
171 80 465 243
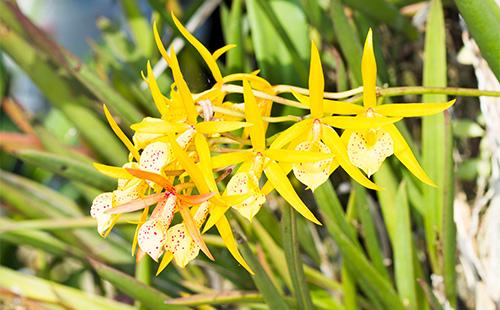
342 0 418 39
246 0 309 85
393 182 418 310
16 149 116 191
121 0 153 58
89 259 184 310
314 181 404 310
166 291 263 306
422 0 456 306
0 266 135 310
239 239 289 309
0 218 86 259
329 0 363 85
281 207 314 309
455 0 500 80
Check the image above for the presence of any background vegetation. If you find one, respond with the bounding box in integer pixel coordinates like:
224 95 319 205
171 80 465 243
1 0 499 309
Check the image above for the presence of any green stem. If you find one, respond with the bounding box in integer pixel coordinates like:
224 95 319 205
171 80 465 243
281 207 314 310
378 86 500 98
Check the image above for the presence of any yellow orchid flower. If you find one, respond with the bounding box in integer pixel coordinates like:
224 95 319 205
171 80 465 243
204 80 332 228
301 29 455 185
272 42 401 191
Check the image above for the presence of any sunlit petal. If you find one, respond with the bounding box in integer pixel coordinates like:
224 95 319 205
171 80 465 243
146 61 169 116
212 44 236 60
292 140 332 191
373 99 456 117
139 141 174 180
178 203 214 260
322 125 381 190
138 219 167 261
215 215 254 274
347 129 394 177
226 172 266 221
171 13 223 82
103 105 140 161
322 115 401 129
243 80 266 151
264 160 321 225
196 121 252 134
361 28 377 108
269 119 313 150
211 151 253 169
265 149 333 163
90 192 115 236
385 124 436 186
309 42 324 119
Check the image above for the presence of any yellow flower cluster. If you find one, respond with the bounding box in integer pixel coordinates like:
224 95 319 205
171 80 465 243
90 14 455 274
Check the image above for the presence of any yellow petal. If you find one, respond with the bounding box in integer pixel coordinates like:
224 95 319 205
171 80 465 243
243 80 266 151
223 73 271 87
346 129 394 177
263 160 321 225
362 28 377 108
292 140 332 191
139 141 174 179
103 105 140 161
165 223 200 267
169 136 210 193
93 163 132 180
211 151 253 169
215 215 254 274
156 251 174 275
167 47 198 124
322 125 381 190
265 149 333 163
146 61 169 116
113 181 147 205
385 124 436 186
171 13 223 82
194 133 218 193
153 21 171 63
131 117 189 134
226 172 266 221
373 99 456 117
213 44 236 61
90 192 115 236
138 219 167 262
176 127 195 149
117 162 140 189
309 41 324 119
269 119 313 150
196 121 252 134
321 115 401 129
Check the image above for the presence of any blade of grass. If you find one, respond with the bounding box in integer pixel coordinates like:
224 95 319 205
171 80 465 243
0 266 135 310
342 0 418 39
314 181 404 309
246 0 309 85
166 291 263 306
89 259 184 309
341 263 357 310
0 25 127 165
221 0 245 73
0 218 86 259
353 184 391 281
422 2 456 308
329 0 363 85
121 0 153 58
393 182 418 309
282 206 314 309
16 149 116 191
239 238 289 309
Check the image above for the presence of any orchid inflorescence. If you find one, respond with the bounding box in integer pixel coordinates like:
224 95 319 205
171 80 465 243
90 13 455 274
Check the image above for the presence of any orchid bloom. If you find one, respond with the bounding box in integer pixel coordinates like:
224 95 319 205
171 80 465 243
271 42 400 191
205 80 332 226
299 30 455 184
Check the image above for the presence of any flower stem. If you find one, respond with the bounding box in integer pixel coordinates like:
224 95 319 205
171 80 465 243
378 86 500 98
